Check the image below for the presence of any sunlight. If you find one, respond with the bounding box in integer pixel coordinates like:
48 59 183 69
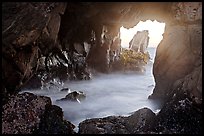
120 20 166 48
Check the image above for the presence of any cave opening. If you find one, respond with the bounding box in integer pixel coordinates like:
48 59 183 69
2 2 202 134
120 20 166 61
118 20 166 98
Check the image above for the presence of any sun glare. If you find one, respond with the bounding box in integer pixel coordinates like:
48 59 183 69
120 20 165 48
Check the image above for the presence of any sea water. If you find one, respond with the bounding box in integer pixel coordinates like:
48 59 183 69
21 47 161 132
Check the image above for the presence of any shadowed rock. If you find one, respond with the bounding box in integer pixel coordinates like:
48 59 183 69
57 91 86 103
78 108 156 134
60 87 70 92
2 2 202 134
2 92 75 134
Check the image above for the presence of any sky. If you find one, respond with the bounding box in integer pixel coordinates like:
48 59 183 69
120 20 166 48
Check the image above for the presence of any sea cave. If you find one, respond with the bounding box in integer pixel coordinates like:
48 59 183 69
2 2 202 134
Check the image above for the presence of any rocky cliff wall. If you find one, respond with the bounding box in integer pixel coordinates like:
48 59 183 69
149 2 202 104
2 2 202 134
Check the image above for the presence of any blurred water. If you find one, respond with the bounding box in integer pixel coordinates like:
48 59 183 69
22 47 160 132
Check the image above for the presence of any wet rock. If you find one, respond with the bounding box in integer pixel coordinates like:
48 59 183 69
79 116 128 134
125 108 156 133
78 107 156 134
57 91 86 103
2 2 67 101
154 87 202 134
2 92 75 134
79 95 202 134
34 105 75 134
72 52 91 80
2 2 202 134
86 24 121 73
40 78 63 90
60 87 70 92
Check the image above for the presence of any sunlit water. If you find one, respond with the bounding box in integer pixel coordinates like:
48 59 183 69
22 47 161 132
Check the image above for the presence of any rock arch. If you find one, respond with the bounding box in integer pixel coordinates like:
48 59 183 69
2 2 202 104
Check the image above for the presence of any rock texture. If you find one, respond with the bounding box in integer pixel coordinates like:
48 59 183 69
56 90 86 102
129 30 149 53
2 92 75 134
2 2 91 104
111 49 150 72
2 2 67 103
79 108 156 134
79 90 202 134
149 2 202 103
2 2 202 134
153 82 202 134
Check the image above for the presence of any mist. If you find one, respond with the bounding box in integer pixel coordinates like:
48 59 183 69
22 47 161 132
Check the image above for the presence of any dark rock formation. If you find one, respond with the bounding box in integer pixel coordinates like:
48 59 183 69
152 81 202 134
129 30 149 53
33 105 75 134
2 2 67 103
79 108 156 134
57 91 86 103
2 2 92 103
60 87 70 92
149 2 202 103
2 92 75 134
109 49 150 72
79 89 202 134
2 2 202 134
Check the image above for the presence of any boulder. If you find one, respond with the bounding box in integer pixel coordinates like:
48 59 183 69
125 108 156 133
57 91 86 103
78 107 156 134
154 86 202 134
60 87 70 92
2 92 75 134
33 105 75 134
113 48 150 72
2 2 202 134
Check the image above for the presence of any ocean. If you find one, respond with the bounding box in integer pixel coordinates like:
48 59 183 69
21 47 161 132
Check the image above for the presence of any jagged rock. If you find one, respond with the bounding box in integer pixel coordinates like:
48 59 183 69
2 2 202 134
60 87 70 92
129 30 149 53
40 78 63 90
57 91 86 103
2 2 67 102
78 94 202 134
78 107 156 134
112 48 150 72
125 108 156 133
149 24 202 100
154 85 202 134
79 116 129 134
73 43 86 55
33 105 75 134
2 92 75 134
